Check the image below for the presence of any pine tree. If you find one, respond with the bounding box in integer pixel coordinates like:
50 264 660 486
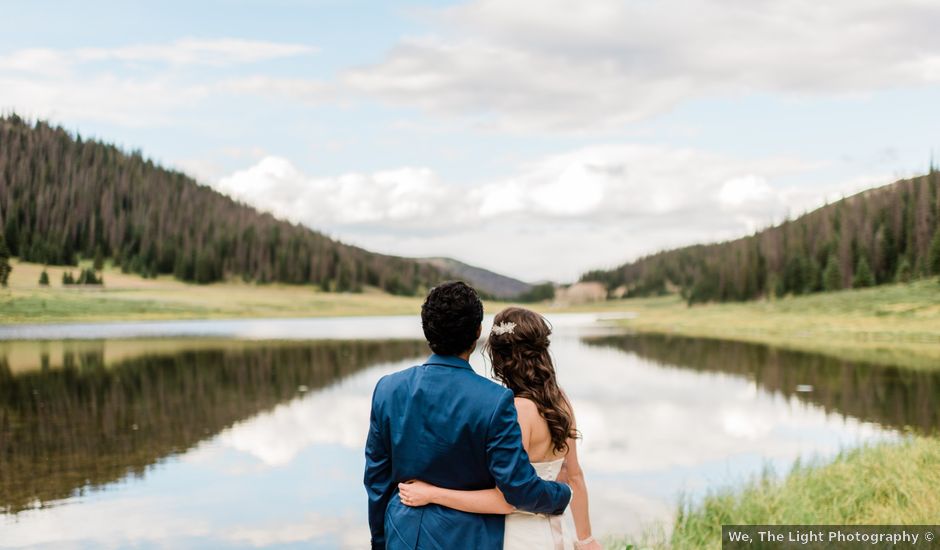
823 253 842 291
78 268 102 285
896 257 912 283
804 258 821 293
783 256 806 295
853 256 874 288
0 231 11 287
194 251 216 284
928 228 940 276
93 245 105 271
38 269 49 286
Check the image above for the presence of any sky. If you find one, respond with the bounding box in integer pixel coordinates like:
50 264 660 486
2 0 939 282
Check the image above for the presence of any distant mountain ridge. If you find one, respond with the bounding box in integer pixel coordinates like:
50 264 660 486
419 257 534 299
582 172 940 304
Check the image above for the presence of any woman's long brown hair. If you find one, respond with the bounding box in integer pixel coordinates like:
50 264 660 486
485 307 576 454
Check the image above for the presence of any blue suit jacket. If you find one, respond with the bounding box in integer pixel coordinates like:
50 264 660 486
364 354 572 549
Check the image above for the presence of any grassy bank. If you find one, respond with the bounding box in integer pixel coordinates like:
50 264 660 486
609 437 940 550
0 258 430 324
564 280 940 370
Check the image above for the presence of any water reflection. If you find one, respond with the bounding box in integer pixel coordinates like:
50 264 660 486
0 339 426 515
0 318 921 548
583 334 940 433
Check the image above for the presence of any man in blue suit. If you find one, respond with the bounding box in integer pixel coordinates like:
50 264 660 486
364 281 572 549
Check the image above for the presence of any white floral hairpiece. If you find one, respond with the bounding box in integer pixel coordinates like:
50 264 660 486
491 321 516 336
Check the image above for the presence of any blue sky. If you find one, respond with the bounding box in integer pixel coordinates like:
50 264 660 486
2 0 939 281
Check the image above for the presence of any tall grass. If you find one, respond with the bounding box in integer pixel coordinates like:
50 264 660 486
608 437 940 549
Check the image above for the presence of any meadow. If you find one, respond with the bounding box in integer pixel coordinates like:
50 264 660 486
564 279 940 370
0 259 427 323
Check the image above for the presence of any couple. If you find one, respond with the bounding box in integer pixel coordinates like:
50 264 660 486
364 281 600 550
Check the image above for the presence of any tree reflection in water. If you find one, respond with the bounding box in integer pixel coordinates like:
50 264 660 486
583 334 940 435
0 339 426 514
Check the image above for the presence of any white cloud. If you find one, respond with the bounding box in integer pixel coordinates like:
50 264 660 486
0 38 318 127
76 38 315 66
0 39 315 75
217 75 331 102
216 157 470 229
212 144 878 281
347 0 940 132
0 74 211 127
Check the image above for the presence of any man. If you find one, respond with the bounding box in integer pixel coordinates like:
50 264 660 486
364 281 572 549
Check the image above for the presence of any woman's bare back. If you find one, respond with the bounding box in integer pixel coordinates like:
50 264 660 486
514 397 566 462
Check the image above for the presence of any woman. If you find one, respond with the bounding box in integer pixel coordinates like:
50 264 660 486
398 307 601 550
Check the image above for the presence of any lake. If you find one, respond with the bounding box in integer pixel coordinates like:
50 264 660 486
1 314 936 548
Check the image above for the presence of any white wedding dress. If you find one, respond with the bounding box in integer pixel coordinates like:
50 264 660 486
503 458 577 549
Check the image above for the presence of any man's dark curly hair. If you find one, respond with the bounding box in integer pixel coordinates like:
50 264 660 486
421 281 484 356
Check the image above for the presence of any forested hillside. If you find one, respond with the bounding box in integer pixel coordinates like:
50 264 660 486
0 115 446 294
582 171 940 304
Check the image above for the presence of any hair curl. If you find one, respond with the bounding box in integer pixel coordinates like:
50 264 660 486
485 307 576 454
421 281 484 356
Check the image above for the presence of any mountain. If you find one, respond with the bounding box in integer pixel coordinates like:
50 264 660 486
419 257 534 299
582 172 940 304
0 115 448 295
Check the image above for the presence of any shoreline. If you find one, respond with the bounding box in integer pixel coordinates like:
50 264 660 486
4 259 938 369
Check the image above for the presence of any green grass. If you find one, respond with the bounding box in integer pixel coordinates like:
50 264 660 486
674 437 940 545
0 258 431 323
606 437 940 550
0 291 211 322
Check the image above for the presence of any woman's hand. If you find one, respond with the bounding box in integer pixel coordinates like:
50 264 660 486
398 480 438 507
575 536 603 550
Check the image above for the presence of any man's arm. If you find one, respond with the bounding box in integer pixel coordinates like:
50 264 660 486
364 379 393 550
484 389 571 515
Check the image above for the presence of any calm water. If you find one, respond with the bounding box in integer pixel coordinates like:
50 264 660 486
1 314 936 548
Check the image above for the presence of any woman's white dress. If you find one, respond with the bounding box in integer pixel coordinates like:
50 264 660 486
503 458 577 549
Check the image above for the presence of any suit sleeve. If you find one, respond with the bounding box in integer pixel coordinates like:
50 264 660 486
485 389 572 515
364 378 393 550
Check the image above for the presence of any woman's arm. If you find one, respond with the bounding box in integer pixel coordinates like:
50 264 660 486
398 480 515 514
563 398 602 550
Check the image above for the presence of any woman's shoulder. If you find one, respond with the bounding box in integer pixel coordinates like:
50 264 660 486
513 397 548 435
512 396 540 418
